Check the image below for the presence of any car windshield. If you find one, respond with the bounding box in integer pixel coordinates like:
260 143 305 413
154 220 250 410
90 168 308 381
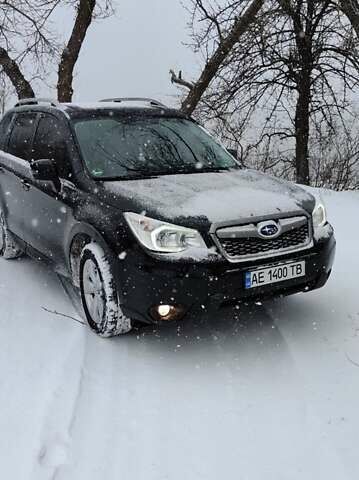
73 115 238 179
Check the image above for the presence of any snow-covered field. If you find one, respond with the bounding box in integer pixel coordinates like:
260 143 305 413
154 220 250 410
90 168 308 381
0 190 358 480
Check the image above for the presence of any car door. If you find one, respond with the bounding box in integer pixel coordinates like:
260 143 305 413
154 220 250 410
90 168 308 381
0 112 38 240
0 112 15 214
22 113 75 263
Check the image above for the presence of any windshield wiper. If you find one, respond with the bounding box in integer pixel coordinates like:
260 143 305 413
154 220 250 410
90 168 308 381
97 166 238 181
174 166 232 174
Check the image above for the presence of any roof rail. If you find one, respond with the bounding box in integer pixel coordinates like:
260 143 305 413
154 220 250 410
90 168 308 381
14 98 59 108
99 97 167 108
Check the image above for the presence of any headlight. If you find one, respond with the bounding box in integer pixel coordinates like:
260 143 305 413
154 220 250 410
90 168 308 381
312 198 327 228
124 212 207 253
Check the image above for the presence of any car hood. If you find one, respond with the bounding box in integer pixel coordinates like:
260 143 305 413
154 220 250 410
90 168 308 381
101 169 315 226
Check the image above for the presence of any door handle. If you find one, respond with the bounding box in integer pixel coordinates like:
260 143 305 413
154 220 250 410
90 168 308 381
21 179 31 191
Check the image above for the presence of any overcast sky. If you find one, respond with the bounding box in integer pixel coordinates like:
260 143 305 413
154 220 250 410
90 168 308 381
67 0 199 106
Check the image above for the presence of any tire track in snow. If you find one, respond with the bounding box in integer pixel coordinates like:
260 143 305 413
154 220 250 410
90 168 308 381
53 329 136 480
57 275 85 324
30 334 86 480
0 256 85 480
29 275 87 480
51 304 308 480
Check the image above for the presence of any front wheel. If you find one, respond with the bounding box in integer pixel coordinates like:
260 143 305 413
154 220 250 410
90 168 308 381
79 243 132 337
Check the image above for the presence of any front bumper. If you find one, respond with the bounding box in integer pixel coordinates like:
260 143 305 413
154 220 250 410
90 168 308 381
117 229 336 325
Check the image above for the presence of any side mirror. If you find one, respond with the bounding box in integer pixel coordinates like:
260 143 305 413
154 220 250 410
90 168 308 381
31 159 61 191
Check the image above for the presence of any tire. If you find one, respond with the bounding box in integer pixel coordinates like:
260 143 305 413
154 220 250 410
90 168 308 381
0 213 23 259
79 242 132 337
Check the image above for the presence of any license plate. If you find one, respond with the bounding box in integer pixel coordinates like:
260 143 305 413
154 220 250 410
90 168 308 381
245 261 306 289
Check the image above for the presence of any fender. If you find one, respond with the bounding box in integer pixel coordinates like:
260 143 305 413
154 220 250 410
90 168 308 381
65 220 127 303
65 221 110 271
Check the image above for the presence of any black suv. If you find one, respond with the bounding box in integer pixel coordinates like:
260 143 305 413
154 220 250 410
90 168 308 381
0 98 336 337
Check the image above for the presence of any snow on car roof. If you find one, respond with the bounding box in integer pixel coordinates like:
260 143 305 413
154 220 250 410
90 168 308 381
61 102 185 119
62 101 161 110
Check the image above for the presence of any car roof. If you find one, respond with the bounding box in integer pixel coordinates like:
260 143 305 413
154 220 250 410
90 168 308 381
6 98 189 122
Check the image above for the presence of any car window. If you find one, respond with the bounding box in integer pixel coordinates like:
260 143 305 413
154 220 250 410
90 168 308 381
7 113 37 161
32 114 71 178
74 116 238 179
0 113 14 150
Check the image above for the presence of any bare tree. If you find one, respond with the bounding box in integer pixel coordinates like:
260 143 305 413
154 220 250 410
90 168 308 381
310 118 359 190
0 48 35 99
0 0 59 99
179 0 359 186
255 0 359 184
58 0 114 101
338 0 359 37
58 0 97 102
0 0 113 102
171 0 265 115
244 115 359 190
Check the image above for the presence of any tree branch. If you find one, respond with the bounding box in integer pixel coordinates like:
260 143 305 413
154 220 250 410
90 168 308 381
169 69 194 90
178 0 265 115
0 47 34 98
57 0 96 102
42 307 85 326
338 0 359 38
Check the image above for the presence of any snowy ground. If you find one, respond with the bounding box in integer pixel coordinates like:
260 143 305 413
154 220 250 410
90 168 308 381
0 189 358 480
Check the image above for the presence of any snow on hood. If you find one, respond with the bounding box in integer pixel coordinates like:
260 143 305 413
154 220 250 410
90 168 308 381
103 169 314 224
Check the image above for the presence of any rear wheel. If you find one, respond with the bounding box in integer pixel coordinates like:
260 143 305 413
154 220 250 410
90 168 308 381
79 242 132 337
0 213 23 259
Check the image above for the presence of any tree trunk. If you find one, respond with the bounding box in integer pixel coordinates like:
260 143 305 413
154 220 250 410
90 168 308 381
180 0 264 115
0 48 35 99
295 76 311 185
286 1 313 186
57 0 96 102
338 0 359 38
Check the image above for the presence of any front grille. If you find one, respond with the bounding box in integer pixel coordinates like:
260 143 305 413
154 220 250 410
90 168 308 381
217 220 310 260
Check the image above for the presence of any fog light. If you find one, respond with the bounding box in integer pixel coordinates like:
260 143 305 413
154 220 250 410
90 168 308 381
158 305 171 317
150 304 186 322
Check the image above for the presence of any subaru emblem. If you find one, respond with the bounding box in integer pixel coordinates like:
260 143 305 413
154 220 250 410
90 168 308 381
257 221 280 239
